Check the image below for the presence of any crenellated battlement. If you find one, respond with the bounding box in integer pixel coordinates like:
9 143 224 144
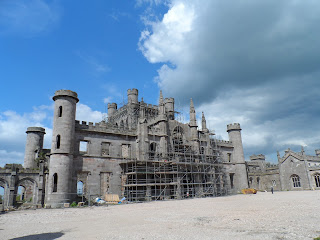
75 120 137 135
26 127 46 134
53 89 79 102
250 154 266 161
227 123 241 132
127 88 138 95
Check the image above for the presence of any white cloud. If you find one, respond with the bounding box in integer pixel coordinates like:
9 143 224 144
139 0 320 162
76 103 104 123
0 0 61 37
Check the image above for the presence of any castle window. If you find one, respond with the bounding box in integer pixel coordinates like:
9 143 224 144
58 106 62 117
53 173 58 192
77 181 84 195
257 177 260 186
122 144 130 158
249 177 253 186
79 141 88 154
149 142 157 159
227 153 231 162
291 175 301 188
314 174 320 188
271 180 276 186
56 135 61 149
229 173 234 189
101 142 110 156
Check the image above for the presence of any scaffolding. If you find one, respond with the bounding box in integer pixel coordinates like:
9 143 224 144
120 122 228 202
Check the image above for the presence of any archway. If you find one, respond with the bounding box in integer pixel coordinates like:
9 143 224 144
15 178 38 205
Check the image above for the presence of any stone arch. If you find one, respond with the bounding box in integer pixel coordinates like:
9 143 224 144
16 177 38 204
0 178 9 207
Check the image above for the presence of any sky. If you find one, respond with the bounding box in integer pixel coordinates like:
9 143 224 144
0 0 320 167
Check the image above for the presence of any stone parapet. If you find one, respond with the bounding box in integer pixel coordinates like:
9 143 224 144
53 90 79 102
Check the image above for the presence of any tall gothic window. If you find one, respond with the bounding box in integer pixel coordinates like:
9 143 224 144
291 175 301 188
314 174 320 188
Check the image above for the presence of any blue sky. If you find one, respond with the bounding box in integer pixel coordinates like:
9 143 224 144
1 0 320 166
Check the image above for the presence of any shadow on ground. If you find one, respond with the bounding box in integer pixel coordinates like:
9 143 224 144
10 232 64 240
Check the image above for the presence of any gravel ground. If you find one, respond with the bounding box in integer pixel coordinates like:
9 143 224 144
1 190 320 240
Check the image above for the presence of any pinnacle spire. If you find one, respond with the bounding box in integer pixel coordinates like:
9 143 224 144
159 90 164 104
189 98 197 126
202 112 207 131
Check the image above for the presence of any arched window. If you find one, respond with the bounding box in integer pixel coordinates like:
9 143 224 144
77 181 84 195
58 106 63 117
149 142 157 158
56 135 61 149
53 173 58 192
291 175 301 188
257 177 260 185
249 177 253 186
314 174 320 188
17 186 25 201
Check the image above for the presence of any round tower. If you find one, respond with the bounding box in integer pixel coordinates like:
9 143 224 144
24 127 46 169
127 88 138 104
227 123 248 191
107 103 117 118
47 90 79 208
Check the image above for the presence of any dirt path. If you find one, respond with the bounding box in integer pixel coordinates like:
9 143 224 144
1 191 320 240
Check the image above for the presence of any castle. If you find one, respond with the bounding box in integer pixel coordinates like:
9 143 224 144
0 89 319 208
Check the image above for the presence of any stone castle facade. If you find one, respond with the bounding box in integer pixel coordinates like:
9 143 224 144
0 88 319 208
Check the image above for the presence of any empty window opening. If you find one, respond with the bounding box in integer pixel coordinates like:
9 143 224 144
0 186 4 204
17 186 25 201
58 106 62 117
291 175 301 188
257 177 260 186
227 153 232 162
77 181 84 195
314 174 320 188
56 135 61 149
101 142 110 156
149 142 157 158
249 177 253 186
122 144 130 158
79 141 88 153
53 173 58 192
229 173 235 189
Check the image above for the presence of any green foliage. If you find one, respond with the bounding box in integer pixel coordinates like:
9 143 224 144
70 201 77 207
313 237 320 240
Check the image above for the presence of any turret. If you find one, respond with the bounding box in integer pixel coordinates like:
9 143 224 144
158 90 165 117
201 112 208 132
189 99 199 154
227 123 248 191
127 88 138 104
47 90 78 208
24 127 46 169
107 103 117 118
164 98 174 120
